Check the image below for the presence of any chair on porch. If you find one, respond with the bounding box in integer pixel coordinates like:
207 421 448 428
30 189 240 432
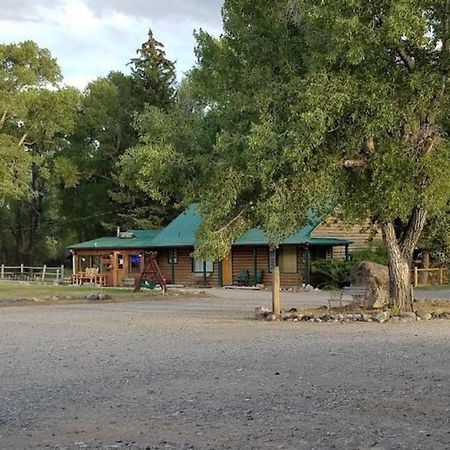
254 269 263 285
233 269 249 286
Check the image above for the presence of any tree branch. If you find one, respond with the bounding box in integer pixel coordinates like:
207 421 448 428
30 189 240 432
18 133 28 147
397 41 415 73
0 111 8 130
399 205 428 260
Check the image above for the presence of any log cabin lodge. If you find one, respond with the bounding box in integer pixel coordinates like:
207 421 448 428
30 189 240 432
69 205 377 288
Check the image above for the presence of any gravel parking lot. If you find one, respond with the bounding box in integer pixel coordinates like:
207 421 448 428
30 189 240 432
1 290 450 449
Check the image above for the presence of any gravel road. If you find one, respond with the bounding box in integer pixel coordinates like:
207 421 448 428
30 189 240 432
1 295 450 450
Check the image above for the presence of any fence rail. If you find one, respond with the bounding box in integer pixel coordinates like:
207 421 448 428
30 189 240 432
0 264 65 284
412 267 449 287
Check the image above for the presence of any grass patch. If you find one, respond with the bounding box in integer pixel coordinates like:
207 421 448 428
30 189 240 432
414 299 450 314
0 281 169 307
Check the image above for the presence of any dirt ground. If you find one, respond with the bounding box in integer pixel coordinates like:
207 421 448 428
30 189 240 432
1 290 450 449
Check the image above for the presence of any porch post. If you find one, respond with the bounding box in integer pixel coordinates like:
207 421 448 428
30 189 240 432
345 244 350 262
203 260 207 286
218 260 223 288
252 246 257 286
304 244 311 285
170 249 176 285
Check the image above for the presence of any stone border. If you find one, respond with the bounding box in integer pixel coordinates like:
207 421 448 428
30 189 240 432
255 307 450 323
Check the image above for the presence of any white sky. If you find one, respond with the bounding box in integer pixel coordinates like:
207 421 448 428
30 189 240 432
0 0 223 89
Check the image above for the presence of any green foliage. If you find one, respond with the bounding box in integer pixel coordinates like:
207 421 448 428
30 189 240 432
350 246 389 266
311 259 353 289
181 0 450 265
0 41 62 202
313 246 388 289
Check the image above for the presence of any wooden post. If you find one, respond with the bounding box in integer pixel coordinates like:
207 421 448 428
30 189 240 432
41 265 47 282
439 267 443 285
60 265 65 284
218 260 223 288
414 266 419 287
20 263 24 275
203 260 207 286
1 264 4 279
272 266 281 316
422 251 430 285
253 246 257 286
304 245 311 285
56 269 60 284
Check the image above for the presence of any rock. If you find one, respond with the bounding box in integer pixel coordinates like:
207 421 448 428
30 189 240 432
98 293 112 301
289 307 298 313
266 313 278 321
373 311 390 323
351 261 390 308
416 310 432 321
255 306 270 320
337 313 345 321
304 284 314 292
320 314 332 322
400 312 417 320
361 314 372 322
86 293 99 301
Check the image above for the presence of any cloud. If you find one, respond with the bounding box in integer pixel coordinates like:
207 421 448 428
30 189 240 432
0 0 223 89
85 0 223 28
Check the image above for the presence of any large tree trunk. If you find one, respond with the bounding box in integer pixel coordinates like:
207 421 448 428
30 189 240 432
381 206 427 311
382 223 413 311
381 206 427 312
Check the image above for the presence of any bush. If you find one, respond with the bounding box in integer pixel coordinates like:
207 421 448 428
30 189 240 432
350 246 388 266
311 246 388 289
311 259 353 289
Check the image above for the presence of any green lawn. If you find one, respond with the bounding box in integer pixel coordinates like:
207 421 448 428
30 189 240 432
0 281 165 306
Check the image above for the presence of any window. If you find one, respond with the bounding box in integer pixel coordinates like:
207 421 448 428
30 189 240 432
193 259 214 273
129 255 142 273
168 249 178 264
310 246 328 261
279 246 297 273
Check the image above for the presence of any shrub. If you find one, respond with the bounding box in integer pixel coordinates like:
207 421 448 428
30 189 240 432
312 246 388 289
350 246 388 265
311 259 353 289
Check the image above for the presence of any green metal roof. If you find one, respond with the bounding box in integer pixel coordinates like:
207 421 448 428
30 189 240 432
69 206 352 251
151 205 351 248
150 204 203 248
69 229 161 250
234 210 325 246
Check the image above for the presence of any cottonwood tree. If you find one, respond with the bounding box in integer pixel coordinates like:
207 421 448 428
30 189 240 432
125 0 450 311
0 41 60 201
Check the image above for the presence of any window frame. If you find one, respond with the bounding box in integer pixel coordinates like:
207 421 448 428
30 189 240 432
192 258 214 273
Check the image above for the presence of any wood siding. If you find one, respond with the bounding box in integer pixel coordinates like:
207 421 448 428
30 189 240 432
312 219 381 259
156 247 219 287
232 245 307 287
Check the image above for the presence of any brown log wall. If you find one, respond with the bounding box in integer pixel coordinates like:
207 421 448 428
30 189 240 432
156 247 219 287
312 219 381 259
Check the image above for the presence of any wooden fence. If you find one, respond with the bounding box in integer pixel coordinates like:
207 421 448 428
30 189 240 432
412 267 449 287
0 265 65 284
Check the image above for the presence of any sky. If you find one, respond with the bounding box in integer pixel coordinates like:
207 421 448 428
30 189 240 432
0 0 224 89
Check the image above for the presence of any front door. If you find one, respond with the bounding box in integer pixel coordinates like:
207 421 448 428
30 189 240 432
222 254 233 286
114 252 125 286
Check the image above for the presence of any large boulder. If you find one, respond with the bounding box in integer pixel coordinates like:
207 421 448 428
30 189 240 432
351 261 390 308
